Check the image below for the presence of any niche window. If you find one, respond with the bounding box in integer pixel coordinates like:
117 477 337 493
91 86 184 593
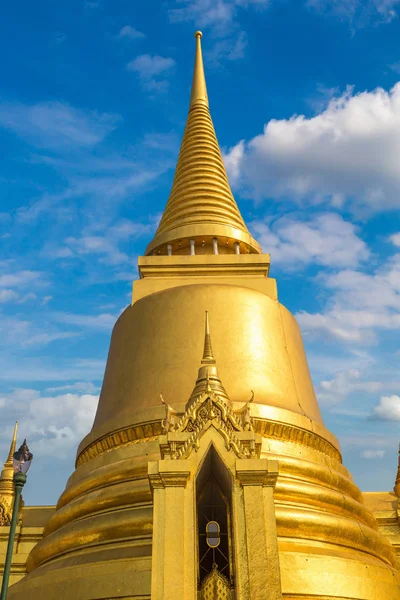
196 446 234 590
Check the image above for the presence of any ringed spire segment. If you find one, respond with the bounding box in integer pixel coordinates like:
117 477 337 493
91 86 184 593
145 33 261 257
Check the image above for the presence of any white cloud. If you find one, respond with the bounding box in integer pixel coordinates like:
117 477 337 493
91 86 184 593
118 25 145 40
372 395 400 420
223 140 244 183
0 101 119 149
59 216 156 266
361 449 386 458
64 235 128 266
317 368 384 405
0 388 98 458
0 315 79 349
0 289 19 303
297 254 400 343
0 270 42 288
17 292 37 304
389 232 400 247
250 213 369 269
0 269 45 307
127 54 175 92
225 83 400 212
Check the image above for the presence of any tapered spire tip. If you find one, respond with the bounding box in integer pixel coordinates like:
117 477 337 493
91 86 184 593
202 311 215 363
6 421 18 463
190 29 208 108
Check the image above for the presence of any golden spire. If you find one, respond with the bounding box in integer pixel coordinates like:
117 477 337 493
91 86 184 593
394 443 400 496
202 311 214 363
0 422 18 525
1 421 18 478
187 312 229 406
145 32 261 256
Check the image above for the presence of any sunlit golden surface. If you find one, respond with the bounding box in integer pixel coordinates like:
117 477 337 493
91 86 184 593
2 31 400 600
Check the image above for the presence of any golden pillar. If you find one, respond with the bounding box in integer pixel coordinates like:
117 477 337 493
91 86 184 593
236 459 281 600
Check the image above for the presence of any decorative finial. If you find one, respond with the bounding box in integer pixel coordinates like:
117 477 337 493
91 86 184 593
186 312 230 407
6 422 18 464
190 30 208 108
202 311 215 364
0 422 20 525
395 442 400 496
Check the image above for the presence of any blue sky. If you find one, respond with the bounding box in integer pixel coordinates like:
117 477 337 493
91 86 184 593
1 0 400 505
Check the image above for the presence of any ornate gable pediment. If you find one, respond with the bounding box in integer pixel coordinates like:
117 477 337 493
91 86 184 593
159 389 261 460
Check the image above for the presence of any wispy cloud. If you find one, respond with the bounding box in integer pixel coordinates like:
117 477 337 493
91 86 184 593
169 0 268 35
0 268 46 305
0 101 119 150
361 449 386 458
53 312 117 331
0 358 105 383
0 316 78 348
297 253 400 343
168 0 268 64
45 381 99 394
0 290 19 303
118 25 146 40
127 54 176 93
317 368 386 405
250 213 369 269
306 0 400 26
0 270 43 288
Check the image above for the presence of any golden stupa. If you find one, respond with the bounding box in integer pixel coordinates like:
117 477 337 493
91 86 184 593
1 31 400 600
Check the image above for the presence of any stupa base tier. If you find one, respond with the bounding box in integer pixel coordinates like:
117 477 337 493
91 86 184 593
7 430 399 600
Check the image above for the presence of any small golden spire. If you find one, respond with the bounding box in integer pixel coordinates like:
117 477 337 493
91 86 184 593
0 422 19 525
5 421 18 466
187 312 229 406
190 31 208 108
394 443 400 496
202 311 215 364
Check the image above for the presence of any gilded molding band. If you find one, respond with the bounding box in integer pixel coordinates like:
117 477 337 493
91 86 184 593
76 421 162 467
76 416 341 468
253 418 341 462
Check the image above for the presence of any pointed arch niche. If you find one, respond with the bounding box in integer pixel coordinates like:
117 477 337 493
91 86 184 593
196 445 234 595
148 420 282 600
